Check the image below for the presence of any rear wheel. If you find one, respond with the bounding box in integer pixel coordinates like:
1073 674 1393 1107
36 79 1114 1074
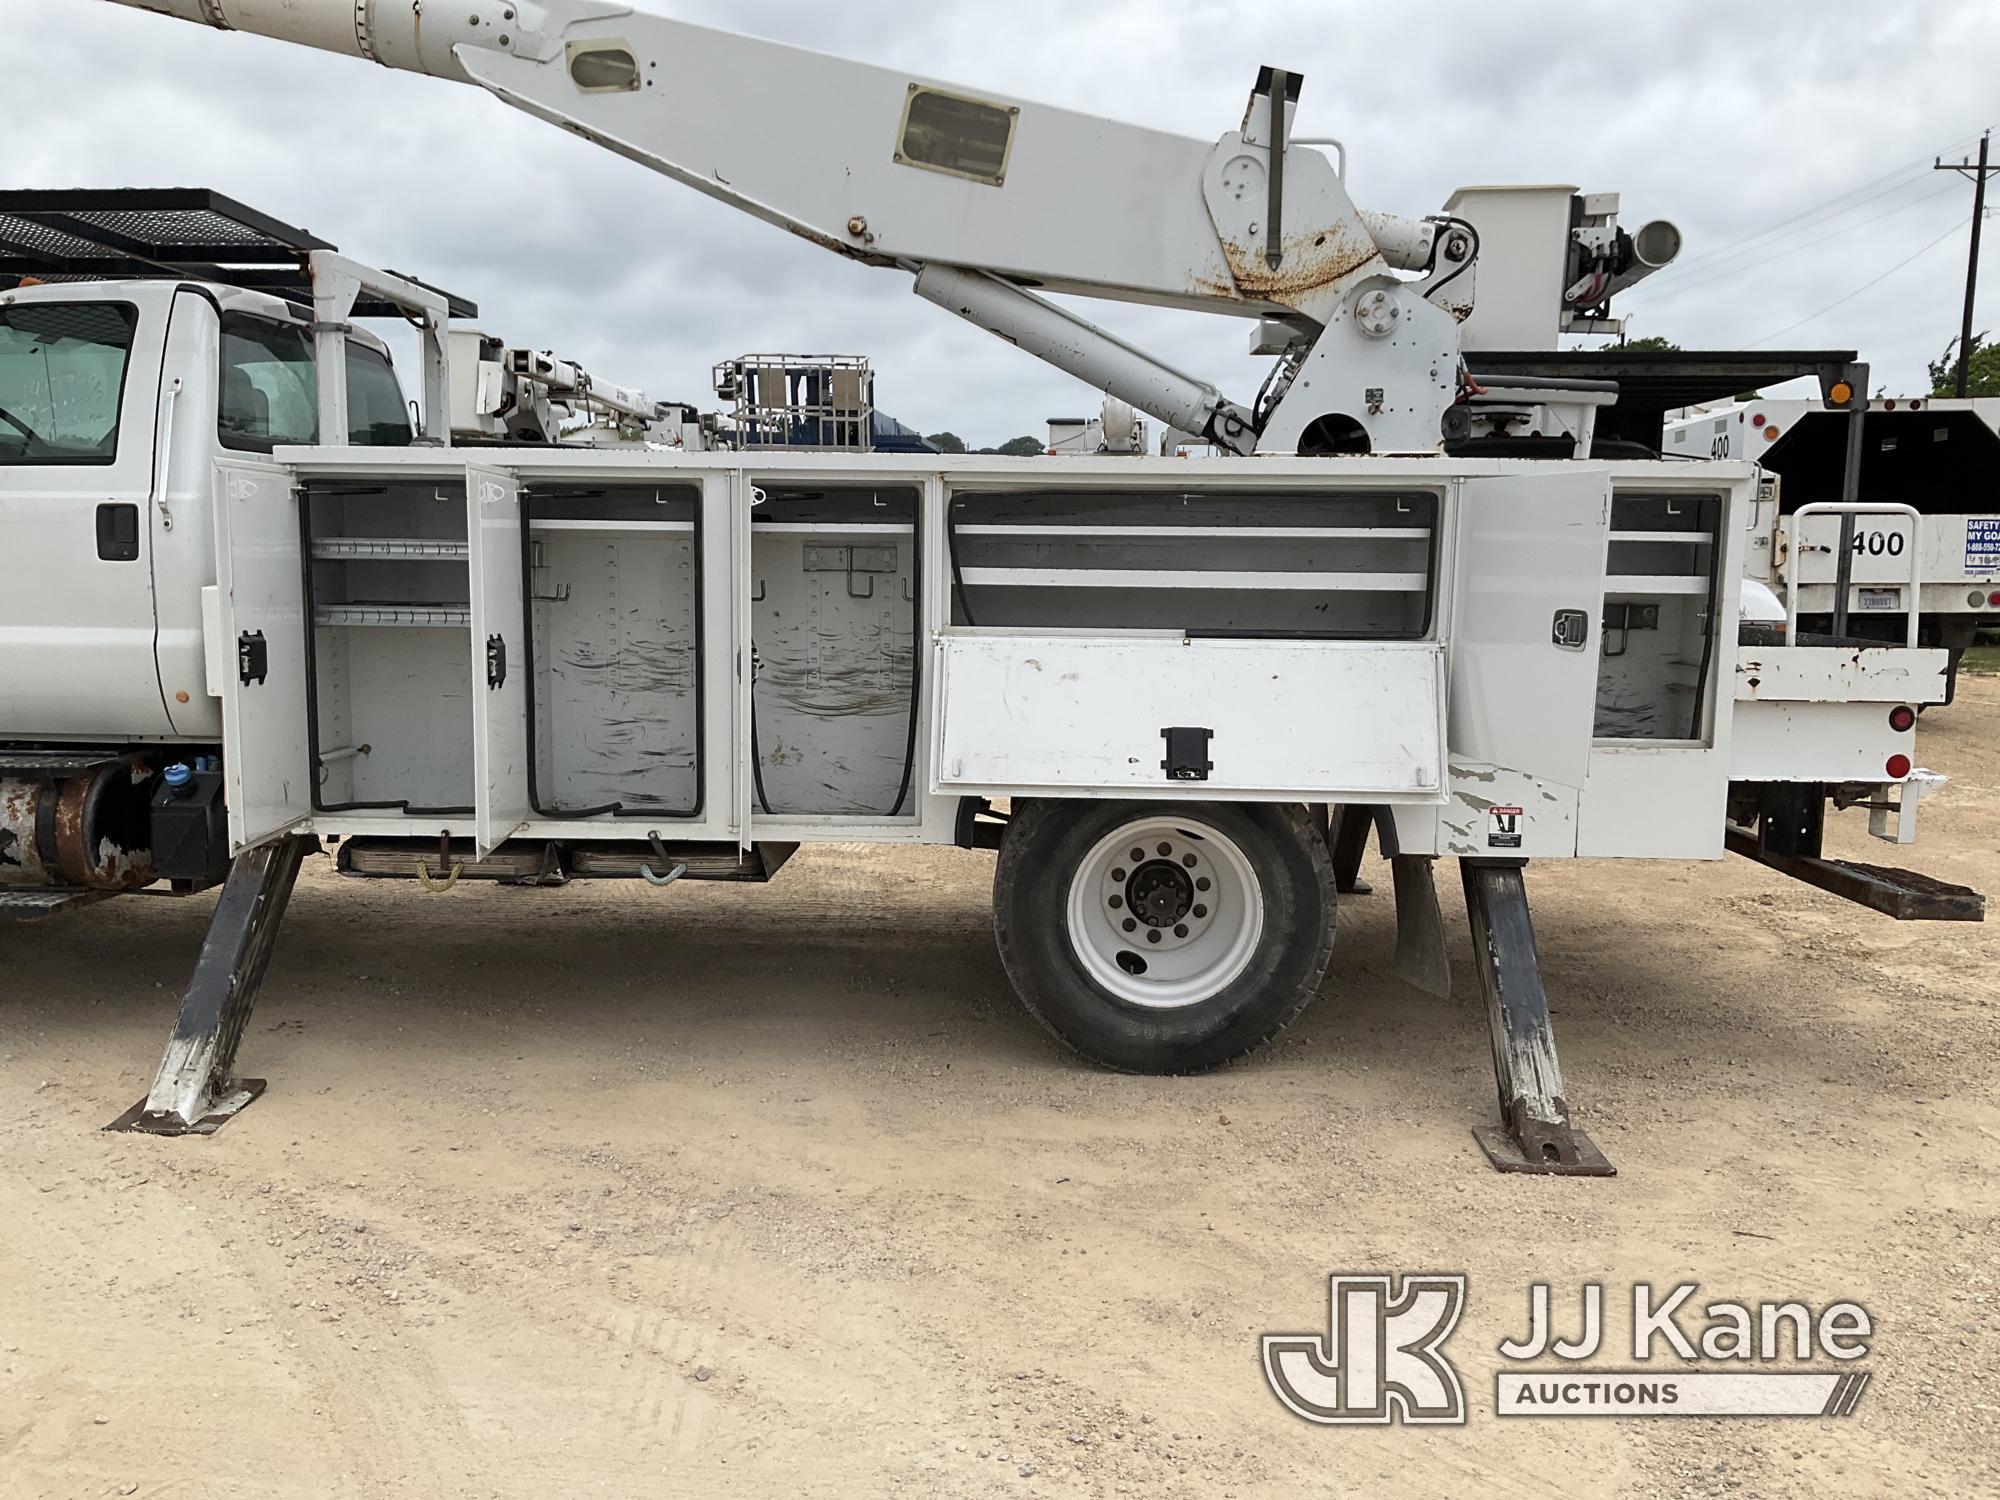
993 800 1337 1074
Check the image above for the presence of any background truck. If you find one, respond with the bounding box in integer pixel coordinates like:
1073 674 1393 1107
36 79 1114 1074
7 0 1983 1183
1665 394 2000 698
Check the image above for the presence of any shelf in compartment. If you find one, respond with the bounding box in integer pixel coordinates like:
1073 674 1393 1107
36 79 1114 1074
751 522 912 534
313 604 472 628
958 567 1428 592
1603 576 1713 595
1609 531 1716 545
954 525 1431 540
529 519 697 534
311 537 470 561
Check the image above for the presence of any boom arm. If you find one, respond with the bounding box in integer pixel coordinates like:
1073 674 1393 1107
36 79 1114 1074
100 0 1670 453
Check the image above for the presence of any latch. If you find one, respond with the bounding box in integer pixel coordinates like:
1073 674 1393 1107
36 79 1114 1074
1161 726 1214 782
485 634 508 690
237 630 268 687
1550 609 1590 650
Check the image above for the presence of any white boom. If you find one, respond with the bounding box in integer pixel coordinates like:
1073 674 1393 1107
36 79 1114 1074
103 0 1674 455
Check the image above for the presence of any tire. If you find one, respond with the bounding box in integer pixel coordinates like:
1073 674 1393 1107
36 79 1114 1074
992 799 1338 1074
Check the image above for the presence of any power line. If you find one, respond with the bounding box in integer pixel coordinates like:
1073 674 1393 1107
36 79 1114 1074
1639 130 1986 288
1633 179 1962 303
1744 216 1972 348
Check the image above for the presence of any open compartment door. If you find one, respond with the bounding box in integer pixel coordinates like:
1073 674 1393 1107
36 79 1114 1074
467 465 529 856
1449 468 1609 792
213 458 312 853
733 474 756 848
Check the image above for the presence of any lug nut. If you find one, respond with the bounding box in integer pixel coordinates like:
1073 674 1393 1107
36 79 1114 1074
1173 924 1189 939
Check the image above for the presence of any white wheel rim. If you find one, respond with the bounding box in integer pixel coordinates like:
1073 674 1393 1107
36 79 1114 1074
1064 815 1264 1010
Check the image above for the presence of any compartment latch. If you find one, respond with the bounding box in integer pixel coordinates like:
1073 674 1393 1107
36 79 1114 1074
1160 726 1214 782
236 630 268 687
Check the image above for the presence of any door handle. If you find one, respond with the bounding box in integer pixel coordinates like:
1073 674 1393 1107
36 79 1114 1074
96 502 140 561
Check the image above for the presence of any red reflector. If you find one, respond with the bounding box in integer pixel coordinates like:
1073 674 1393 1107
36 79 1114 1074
1889 705 1917 732
1989 592 2000 608
1750 412 1766 427
1886 754 1913 779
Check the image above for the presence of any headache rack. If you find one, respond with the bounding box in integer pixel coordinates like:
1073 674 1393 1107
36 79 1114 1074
0 187 476 319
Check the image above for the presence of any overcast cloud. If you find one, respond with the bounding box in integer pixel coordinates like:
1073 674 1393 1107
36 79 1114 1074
11 0 1997 441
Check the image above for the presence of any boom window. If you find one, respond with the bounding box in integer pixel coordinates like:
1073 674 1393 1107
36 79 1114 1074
0 300 137 466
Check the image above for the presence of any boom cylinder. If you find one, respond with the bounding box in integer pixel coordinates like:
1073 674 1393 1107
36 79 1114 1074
913 265 1258 454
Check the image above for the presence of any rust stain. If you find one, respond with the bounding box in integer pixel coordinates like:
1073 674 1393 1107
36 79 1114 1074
1207 221 1381 305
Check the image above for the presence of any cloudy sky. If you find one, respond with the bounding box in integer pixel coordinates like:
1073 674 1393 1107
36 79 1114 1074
14 0 1998 442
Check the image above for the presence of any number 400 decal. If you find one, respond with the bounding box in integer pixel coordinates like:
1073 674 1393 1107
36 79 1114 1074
1852 530 1907 557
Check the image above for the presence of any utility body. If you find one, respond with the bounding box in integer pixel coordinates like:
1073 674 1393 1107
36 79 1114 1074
1 1 1982 1173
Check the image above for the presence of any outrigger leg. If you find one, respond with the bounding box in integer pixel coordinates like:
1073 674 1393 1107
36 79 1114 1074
107 834 314 1135
1458 859 1615 1177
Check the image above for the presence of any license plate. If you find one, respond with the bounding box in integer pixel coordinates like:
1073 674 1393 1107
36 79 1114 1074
1858 589 1901 610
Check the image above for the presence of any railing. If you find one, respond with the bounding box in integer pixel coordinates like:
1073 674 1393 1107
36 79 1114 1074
1784 502 1923 648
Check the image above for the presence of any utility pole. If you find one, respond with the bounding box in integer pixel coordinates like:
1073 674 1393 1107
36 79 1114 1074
1936 130 1996 398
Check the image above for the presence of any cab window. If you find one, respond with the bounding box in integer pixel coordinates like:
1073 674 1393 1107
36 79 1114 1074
0 301 137 465
219 312 317 452
345 341 412 446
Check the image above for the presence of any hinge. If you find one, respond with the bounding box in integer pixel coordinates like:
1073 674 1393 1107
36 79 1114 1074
485 634 507 690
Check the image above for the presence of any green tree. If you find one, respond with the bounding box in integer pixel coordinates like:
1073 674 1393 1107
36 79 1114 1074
1616 335 1682 352
925 430 967 453
991 435 1046 457
1929 333 2000 397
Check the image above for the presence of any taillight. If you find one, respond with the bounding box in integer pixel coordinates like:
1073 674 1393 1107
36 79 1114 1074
1889 705 1917 732
1886 754 1913 779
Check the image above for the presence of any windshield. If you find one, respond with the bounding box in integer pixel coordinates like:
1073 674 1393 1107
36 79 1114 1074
219 312 317 452
0 301 138 465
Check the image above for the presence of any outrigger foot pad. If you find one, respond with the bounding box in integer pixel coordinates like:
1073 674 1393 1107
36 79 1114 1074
106 1079 266 1136
1473 1117 1616 1177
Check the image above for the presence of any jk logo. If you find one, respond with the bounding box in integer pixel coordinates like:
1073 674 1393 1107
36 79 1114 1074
1262 1274 1468 1426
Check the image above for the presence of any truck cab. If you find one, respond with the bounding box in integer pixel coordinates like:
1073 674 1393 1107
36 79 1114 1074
0 277 412 745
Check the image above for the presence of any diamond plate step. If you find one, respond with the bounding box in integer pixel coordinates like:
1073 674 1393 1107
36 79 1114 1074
0 887 116 921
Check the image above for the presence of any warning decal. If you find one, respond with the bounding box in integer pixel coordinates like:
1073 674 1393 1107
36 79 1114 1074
1966 518 2000 576
1488 806 1524 850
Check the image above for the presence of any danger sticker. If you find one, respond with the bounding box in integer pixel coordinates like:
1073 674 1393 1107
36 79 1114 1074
1488 806 1524 849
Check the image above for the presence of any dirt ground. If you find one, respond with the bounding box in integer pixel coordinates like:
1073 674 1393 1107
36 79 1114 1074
4 689 1998 1499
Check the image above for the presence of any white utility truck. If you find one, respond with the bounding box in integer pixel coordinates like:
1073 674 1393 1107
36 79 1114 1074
1666 394 2000 702
5 0 1981 1177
